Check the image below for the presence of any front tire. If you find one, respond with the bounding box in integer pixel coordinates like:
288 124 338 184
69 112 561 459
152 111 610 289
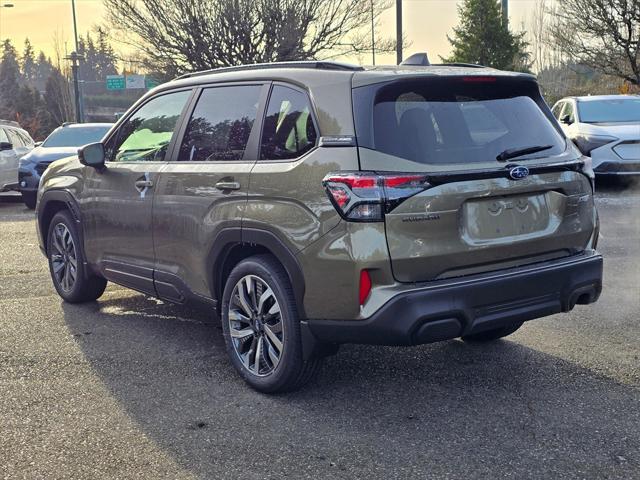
47 210 107 303
221 254 321 393
461 322 523 342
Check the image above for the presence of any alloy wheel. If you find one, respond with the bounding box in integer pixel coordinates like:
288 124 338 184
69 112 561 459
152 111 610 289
228 275 284 377
50 223 78 292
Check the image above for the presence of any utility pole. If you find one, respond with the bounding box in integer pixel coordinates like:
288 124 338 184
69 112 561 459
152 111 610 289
69 0 84 123
396 0 402 64
371 0 375 65
0 3 15 44
501 0 508 27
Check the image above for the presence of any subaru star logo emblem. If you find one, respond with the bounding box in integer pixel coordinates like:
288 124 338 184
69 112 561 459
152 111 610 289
509 166 529 180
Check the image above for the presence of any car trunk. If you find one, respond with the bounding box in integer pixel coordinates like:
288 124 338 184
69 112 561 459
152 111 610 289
352 73 596 282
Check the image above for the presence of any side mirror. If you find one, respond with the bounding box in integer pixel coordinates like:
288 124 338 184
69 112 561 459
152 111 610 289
0 141 13 151
560 114 573 125
78 142 106 169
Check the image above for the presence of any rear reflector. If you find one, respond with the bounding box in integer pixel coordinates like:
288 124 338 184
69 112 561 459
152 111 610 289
359 269 372 306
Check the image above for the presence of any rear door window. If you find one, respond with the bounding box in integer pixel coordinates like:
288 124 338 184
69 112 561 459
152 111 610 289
260 85 317 160
353 77 567 169
178 85 261 161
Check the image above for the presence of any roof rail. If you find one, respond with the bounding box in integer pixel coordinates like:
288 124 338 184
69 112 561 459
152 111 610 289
175 61 364 80
0 119 20 127
433 63 487 69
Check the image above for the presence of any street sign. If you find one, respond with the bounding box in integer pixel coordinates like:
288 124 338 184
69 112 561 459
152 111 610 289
145 77 161 89
106 75 125 90
126 74 146 89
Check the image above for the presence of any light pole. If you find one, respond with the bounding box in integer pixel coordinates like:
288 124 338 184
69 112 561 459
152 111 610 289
0 3 14 45
370 0 375 65
396 0 402 64
69 0 84 123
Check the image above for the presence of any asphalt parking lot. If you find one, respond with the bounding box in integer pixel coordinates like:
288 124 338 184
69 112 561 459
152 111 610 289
1 182 639 480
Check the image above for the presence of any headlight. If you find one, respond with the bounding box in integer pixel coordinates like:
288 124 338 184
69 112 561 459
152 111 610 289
572 134 618 156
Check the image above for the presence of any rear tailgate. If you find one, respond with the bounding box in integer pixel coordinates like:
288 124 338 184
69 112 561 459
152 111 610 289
384 170 594 281
352 72 596 282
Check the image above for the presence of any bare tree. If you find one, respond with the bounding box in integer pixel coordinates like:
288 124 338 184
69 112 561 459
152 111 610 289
103 0 395 77
550 0 640 85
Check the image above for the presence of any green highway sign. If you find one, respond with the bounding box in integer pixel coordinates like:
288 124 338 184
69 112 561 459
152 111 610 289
106 75 125 90
145 77 161 89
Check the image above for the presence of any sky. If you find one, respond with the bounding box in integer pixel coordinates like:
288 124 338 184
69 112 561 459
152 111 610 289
0 0 540 66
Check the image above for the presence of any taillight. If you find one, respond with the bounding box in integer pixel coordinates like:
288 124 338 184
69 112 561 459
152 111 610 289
322 171 430 222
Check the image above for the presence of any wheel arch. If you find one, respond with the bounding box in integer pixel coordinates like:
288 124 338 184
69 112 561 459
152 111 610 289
38 190 84 255
208 228 307 319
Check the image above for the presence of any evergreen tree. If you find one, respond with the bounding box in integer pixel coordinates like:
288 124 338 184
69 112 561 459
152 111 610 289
44 68 74 126
95 28 118 79
34 51 53 93
0 40 21 119
22 38 37 85
442 0 530 71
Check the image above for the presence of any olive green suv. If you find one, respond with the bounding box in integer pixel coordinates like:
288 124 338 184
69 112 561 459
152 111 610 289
36 59 603 392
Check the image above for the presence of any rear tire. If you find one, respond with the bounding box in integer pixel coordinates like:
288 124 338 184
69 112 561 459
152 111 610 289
47 210 107 303
461 322 523 342
221 254 321 393
22 191 36 210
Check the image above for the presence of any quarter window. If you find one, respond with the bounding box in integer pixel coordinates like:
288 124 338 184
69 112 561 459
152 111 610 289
109 90 190 162
260 86 317 160
178 85 261 161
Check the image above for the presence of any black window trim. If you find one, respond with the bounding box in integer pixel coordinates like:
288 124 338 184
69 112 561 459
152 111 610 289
103 87 197 165
168 81 270 164
257 81 321 163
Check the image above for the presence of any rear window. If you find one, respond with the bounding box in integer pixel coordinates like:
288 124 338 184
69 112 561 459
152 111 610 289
577 98 640 123
353 77 566 168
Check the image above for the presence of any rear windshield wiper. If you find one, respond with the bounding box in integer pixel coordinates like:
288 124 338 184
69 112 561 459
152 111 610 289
496 144 553 162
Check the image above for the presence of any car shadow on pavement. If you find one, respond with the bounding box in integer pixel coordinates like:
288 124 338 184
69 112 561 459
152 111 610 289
62 294 640 479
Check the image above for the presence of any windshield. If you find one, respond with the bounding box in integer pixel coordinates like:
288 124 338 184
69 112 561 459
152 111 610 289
577 98 640 123
353 77 566 168
43 126 111 148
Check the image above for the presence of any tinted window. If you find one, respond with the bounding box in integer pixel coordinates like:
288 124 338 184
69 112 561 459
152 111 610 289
353 78 566 167
178 85 261 161
260 86 317 160
110 90 190 162
43 126 111 148
577 98 640 123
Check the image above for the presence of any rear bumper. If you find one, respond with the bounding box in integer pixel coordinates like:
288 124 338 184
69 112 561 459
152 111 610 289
305 252 603 346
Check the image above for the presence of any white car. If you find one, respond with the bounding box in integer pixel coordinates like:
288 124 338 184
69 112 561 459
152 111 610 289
551 95 640 176
0 120 35 194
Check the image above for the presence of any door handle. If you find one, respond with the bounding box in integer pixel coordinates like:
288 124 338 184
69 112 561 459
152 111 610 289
135 180 154 191
215 181 241 191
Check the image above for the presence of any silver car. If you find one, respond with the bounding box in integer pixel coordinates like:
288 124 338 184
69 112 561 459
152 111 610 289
0 120 35 195
552 95 640 176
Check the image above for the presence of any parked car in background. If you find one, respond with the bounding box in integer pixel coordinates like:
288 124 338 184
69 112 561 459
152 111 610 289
18 123 113 208
552 95 640 177
0 120 35 198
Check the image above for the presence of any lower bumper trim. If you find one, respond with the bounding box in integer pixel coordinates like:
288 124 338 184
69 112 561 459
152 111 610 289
306 252 603 346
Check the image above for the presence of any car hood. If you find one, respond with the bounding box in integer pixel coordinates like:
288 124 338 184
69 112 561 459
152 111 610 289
578 122 640 140
21 146 80 164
